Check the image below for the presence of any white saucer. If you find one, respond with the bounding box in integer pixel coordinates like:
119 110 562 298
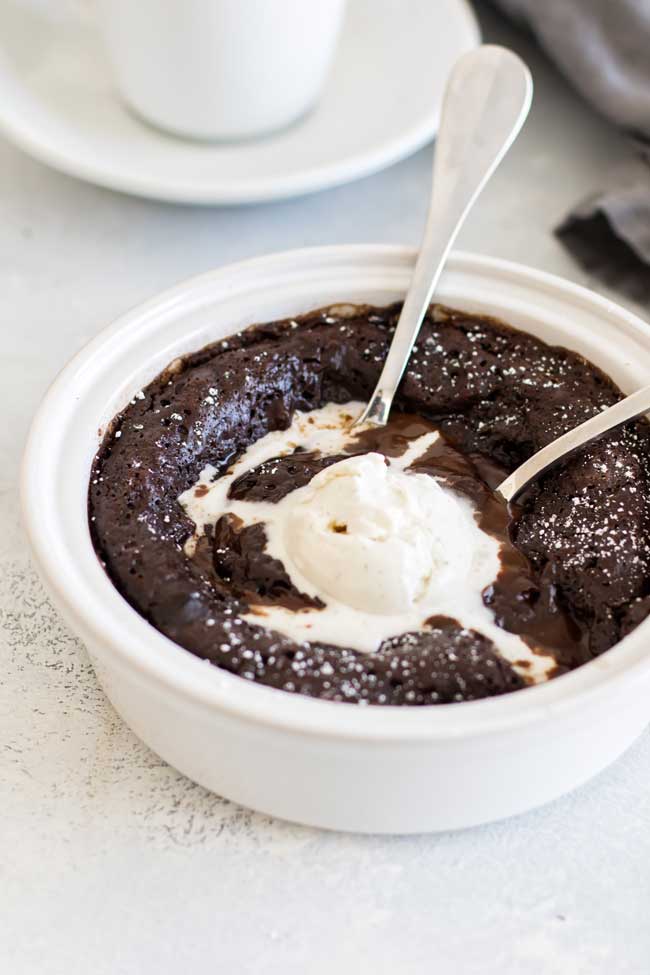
0 0 479 205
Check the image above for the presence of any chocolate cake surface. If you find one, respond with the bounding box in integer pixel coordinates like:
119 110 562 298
88 304 650 705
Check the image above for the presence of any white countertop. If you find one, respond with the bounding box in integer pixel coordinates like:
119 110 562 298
2 4 649 973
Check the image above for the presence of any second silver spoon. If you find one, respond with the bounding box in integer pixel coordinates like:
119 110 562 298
496 384 650 503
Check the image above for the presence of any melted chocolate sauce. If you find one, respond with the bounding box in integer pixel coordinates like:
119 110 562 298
212 513 323 611
346 415 436 457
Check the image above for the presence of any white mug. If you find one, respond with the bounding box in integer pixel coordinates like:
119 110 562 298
97 0 347 141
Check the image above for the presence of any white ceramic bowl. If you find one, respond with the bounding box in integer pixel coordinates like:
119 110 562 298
22 246 650 833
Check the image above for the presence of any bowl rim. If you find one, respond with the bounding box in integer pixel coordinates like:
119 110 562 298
21 244 650 742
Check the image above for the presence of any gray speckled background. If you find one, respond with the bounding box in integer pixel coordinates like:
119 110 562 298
2 3 650 972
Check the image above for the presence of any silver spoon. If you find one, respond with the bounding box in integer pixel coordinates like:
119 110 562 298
354 45 533 427
496 385 650 503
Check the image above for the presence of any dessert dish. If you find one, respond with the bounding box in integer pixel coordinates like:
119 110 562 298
25 247 650 831
89 302 650 706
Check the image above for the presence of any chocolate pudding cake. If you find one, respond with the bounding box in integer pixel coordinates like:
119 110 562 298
88 303 650 705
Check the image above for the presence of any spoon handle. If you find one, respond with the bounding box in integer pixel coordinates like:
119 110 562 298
356 45 533 426
496 383 650 504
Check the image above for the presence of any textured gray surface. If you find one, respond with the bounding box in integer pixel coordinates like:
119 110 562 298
2 4 650 973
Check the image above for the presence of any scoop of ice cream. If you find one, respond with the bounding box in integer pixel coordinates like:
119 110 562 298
283 452 476 615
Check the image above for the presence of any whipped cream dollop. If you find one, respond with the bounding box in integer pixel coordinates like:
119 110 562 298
284 452 476 616
179 402 556 679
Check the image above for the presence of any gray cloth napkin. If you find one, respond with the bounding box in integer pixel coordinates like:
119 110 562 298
494 0 650 303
